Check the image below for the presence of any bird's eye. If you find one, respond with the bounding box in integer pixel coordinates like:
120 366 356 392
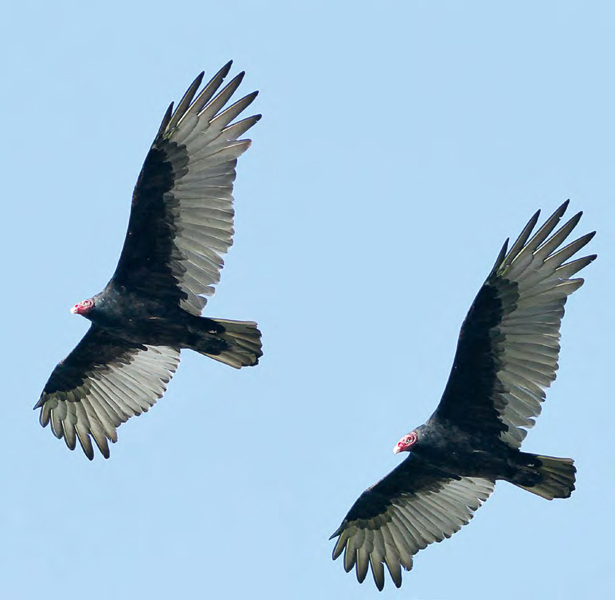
406 433 417 445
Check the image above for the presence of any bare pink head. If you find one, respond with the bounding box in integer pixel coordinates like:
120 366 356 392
70 298 95 316
393 431 418 454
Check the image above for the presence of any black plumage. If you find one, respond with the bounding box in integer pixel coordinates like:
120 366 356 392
330 201 595 590
36 63 262 459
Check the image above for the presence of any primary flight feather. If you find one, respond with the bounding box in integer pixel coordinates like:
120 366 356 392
36 62 262 460
330 201 595 590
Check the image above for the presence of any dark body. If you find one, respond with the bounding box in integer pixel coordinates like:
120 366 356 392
36 63 262 459
410 422 548 489
84 285 229 353
331 202 594 590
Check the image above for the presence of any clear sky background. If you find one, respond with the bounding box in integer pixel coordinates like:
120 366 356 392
1 2 612 599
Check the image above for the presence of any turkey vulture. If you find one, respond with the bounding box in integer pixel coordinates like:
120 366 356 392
330 201 595 590
35 62 262 460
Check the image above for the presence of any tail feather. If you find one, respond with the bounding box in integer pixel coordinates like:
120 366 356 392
516 454 576 500
201 318 263 369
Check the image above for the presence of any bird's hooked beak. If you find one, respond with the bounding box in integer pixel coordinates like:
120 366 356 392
70 305 79 314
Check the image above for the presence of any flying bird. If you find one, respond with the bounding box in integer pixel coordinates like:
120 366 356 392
330 201 595 590
36 62 262 460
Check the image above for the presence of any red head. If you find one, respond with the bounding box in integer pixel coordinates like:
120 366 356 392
70 298 95 316
393 431 418 454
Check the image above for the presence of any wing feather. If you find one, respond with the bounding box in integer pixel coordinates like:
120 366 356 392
110 63 259 315
432 202 595 446
35 326 180 459
331 454 494 590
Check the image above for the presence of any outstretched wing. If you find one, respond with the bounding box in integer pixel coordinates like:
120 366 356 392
35 326 180 459
330 453 494 590
432 201 596 447
110 62 260 315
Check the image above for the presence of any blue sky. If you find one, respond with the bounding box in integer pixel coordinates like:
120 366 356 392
2 1 613 598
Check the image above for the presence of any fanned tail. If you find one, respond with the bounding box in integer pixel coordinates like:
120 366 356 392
199 318 262 368
515 454 576 500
